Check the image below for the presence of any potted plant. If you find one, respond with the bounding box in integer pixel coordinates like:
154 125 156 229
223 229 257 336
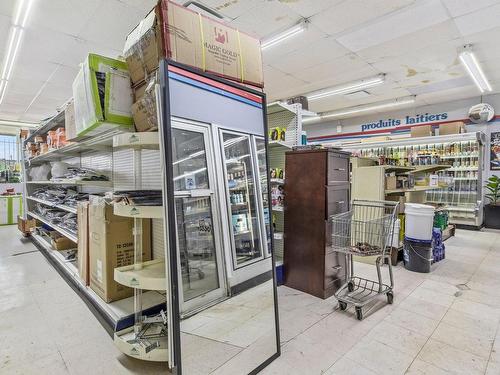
484 175 500 229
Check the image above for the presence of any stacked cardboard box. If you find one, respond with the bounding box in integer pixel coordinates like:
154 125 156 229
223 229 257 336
122 1 264 132
88 196 152 302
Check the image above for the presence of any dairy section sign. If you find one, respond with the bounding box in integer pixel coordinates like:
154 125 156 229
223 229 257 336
361 112 449 132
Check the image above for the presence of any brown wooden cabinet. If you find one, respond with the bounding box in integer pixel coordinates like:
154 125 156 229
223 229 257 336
283 149 350 299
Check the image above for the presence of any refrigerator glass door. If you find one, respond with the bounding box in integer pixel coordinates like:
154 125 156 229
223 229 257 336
254 137 271 257
221 131 264 268
171 121 226 313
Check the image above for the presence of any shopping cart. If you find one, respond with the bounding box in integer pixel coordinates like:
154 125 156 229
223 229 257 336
331 199 399 320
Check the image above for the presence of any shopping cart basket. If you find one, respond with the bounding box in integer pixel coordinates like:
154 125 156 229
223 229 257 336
331 199 399 320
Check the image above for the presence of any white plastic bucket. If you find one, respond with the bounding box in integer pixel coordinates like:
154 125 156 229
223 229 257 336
405 203 435 241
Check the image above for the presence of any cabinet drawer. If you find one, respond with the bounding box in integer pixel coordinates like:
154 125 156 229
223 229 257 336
324 252 346 289
326 186 349 218
327 154 349 185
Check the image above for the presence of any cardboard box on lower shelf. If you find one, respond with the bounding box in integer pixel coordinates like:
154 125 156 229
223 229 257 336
77 201 90 286
18 216 36 234
51 234 77 250
89 197 151 302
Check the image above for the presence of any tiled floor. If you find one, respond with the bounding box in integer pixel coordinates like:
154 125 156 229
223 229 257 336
263 228 500 375
1 225 500 374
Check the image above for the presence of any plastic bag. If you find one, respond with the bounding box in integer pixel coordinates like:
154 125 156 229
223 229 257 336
29 164 52 181
51 162 70 179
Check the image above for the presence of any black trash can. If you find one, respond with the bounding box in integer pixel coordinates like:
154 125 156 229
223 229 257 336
403 238 433 273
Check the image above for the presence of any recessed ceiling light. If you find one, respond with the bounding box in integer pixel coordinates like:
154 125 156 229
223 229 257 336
261 20 307 51
0 0 35 105
307 74 385 101
459 45 492 93
303 96 416 124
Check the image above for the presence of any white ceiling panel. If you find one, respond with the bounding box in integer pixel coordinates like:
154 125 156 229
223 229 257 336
262 26 332 67
117 0 157 12
337 0 450 52
0 0 15 18
289 53 377 84
282 0 344 18
230 1 300 38
442 0 500 17
453 3 500 36
356 20 462 64
77 0 147 51
418 84 479 105
311 0 415 36
8 57 59 90
198 0 263 20
28 0 103 37
6 76 45 97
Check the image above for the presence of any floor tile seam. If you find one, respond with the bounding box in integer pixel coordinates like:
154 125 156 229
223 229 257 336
430 334 492 361
485 309 500 368
400 296 455 374
323 353 377 375
56 350 71 374
207 343 249 375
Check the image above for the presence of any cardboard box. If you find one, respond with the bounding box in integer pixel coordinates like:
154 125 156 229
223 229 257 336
124 8 163 85
160 1 263 87
124 2 264 87
386 195 406 214
411 125 433 138
89 197 151 302
51 236 77 250
65 99 78 141
385 175 397 190
73 54 134 138
18 216 36 233
439 121 465 136
132 76 157 132
77 201 90 285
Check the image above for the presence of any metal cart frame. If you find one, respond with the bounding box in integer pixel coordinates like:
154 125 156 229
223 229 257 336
331 199 399 320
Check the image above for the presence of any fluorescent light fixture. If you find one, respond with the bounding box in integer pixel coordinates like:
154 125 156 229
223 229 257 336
307 75 385 101
0 0 34 105
0 119 38 128
459 45 492 93
261 21 306 51
304 96 416 124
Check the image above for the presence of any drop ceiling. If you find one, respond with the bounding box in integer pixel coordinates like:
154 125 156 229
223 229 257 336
0 0 500 124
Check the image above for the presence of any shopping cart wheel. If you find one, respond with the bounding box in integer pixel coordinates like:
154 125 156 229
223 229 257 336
355 307 363 320
339 301 347 311
347 281 355 292
386 291 394 304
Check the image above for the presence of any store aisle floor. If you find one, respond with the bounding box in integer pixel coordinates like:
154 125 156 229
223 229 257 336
263 228 500 375
0 225 166 375
2 225 500 374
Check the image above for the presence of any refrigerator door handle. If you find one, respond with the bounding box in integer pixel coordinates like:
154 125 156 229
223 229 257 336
190 189 213 197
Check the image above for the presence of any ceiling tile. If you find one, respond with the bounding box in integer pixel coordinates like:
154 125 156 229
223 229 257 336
282 0 344 18
77 0 147 50
289 54 377 84
441 0 500 17
230 1 301 38
454 3 500 36
199 0 263 20
262 26 333 67
337 0 450 52
0 0 15 18
356 20 461 64
28 0 103 37
310 0 415 37
116 0 157 12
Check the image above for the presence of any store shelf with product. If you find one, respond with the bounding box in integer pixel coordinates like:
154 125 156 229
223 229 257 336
344 132 486 228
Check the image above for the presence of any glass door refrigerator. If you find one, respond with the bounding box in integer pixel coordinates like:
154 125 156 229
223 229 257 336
219 130 269 270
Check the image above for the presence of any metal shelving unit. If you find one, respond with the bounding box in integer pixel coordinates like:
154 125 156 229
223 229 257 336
266 101 316 266
342 132 486 228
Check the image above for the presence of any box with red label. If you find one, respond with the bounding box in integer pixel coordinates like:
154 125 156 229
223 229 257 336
124 1 263 88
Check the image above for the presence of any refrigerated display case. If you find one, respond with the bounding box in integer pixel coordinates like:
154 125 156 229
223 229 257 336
220 131 268 268
341 132 486 227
